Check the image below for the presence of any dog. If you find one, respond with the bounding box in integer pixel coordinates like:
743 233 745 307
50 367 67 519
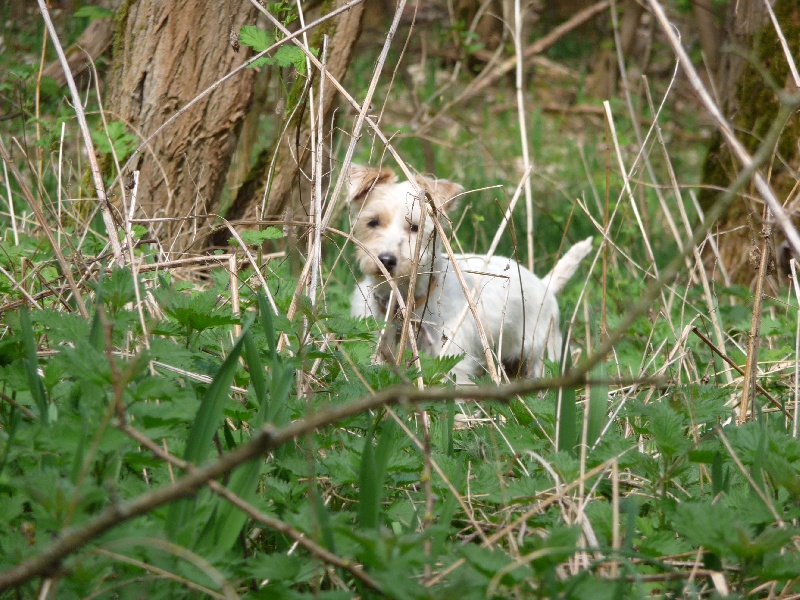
346 163 592 384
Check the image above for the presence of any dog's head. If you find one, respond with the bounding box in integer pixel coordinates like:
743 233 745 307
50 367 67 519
345 164 462 283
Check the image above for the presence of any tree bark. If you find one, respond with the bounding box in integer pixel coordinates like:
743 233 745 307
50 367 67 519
209 0 364 248
106 0 257 252
692 0 722 76
699 0 800 284
585 0 643 99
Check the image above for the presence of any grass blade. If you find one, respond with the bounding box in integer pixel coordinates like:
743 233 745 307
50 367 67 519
167 319 251 540
183 322 250 465
358 418 397 530
586 361 608 449
19 307 48 424
556 348 576 455
198 316 284 551
357 422 379 530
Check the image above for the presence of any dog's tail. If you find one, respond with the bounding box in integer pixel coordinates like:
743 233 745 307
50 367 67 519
542 237 593 294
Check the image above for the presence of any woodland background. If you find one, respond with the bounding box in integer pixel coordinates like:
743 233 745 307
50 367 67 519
1 0 800 598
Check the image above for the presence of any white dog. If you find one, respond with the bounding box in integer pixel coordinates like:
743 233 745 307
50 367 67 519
347 164 592 384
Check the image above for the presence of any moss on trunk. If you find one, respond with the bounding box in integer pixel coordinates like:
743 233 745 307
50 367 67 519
699 1 800 283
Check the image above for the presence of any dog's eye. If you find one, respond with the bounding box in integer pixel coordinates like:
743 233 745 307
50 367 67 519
409 223 419 233
366 218 380 228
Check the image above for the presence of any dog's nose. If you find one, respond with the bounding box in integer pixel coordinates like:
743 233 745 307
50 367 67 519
377 253 397 273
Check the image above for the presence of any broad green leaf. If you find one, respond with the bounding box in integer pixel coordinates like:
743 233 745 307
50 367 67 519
357 424 378 529
74 5 112 19
239 25 273 52
273 45 306 72
234 227 284 246
711 451 729 496
647 403 691 458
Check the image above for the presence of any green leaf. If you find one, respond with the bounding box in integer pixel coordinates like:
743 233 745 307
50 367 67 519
647 403 691 458
164 291 238 334
671 501 740 557
556 385 577 456
74 6 112 19
358 419 398 530
90 121 137 163
233 227 285 246
183 326 250 465
198 312 277 551
239 25 274 52
711 451 729 496
586 361 607 449
273 45 306 73
92 268 137 315
166 321 251 540
19 307 48 424
555 341 577 455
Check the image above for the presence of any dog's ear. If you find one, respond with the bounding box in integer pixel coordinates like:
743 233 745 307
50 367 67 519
414 175 464 214
346 164 396 206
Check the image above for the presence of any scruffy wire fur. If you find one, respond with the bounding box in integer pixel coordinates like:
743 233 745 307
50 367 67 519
347 163 593 385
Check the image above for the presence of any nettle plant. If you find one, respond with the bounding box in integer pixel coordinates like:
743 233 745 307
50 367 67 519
1 245 800 599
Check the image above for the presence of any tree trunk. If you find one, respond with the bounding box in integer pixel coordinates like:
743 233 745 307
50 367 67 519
699 0 800 284
585 0 643 99
692 0 722 76
210 0 364 248
106 0 257 252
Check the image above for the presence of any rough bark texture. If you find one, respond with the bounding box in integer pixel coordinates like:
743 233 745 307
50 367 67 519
106 0 257 252
210 0 364 248
699 0 800 284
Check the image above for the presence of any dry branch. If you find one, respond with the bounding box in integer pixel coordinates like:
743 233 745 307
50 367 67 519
41 17 114 86
0 137 88 318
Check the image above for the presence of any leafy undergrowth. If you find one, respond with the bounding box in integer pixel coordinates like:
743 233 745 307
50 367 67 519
1 247 800 599
3 4 800 598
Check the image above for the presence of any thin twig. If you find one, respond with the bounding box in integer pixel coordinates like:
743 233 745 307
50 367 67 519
513 0 535 270
740 210 771 423
762 0 800 89
0 137 88 318
36 0 122 264
691 327 791 418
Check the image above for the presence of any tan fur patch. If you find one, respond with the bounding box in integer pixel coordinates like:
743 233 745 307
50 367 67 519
347 165 397 207
414 175 463 213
